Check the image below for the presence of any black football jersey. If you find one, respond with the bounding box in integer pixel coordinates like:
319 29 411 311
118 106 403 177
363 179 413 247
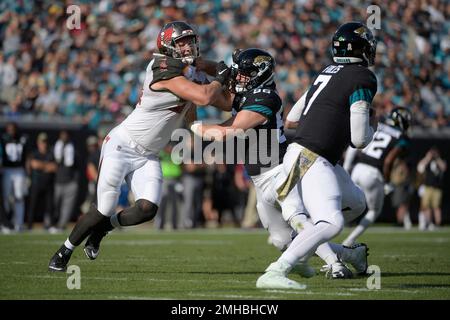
357 123 409 171
1 134 27 167
293 63 377 165
231 85 288 176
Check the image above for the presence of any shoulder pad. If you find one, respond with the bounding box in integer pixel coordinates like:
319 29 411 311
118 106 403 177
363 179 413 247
151 54 187 85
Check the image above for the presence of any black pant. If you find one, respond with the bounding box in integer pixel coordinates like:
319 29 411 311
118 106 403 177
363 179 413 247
27 181 54 229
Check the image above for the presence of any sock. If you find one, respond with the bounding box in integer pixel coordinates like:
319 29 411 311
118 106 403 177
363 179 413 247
316 242 340 265
280 221 342 266
64 239 75 251
110 213 121 228
343 209 378 245
68 205 107 246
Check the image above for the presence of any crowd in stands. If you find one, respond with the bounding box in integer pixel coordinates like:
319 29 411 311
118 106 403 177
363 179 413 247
0 0 448 128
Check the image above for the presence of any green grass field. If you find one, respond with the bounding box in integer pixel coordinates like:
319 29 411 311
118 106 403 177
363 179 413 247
1 226 449 300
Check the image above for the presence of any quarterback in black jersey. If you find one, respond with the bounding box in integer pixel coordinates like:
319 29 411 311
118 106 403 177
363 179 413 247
342 107 412 246
257 22 378 289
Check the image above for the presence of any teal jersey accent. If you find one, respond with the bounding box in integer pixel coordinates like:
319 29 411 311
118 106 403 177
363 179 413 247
349 88 375 105
242 104 273 118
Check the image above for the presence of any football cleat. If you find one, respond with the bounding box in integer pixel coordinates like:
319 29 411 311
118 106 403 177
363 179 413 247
48 245 73 272
83 231 107 260
325 261 353 279
291 261 316 278
342 243 369 275
256 272 307 290
256 260 307 290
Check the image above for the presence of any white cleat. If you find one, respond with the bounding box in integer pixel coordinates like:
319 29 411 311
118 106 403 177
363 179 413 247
342 243 369 275
256 261 307 290
291 261 316 278
325 261 353 279
256 272 307 290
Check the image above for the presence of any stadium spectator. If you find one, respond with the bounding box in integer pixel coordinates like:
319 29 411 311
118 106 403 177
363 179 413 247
0 1 447 127
1 122 28 232
417 147 447 230
81 135 100 215
390 158 414 229
212 164 240 228
235 164 259 229
27 132 57 231
181 160 206 229
154 144 183 230
53 130 79 231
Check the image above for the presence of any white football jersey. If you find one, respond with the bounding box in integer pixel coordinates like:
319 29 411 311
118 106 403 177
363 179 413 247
121 57 208 153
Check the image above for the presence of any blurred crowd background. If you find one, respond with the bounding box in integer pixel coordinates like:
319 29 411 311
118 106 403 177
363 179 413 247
0 0 448 232
0 0 449 126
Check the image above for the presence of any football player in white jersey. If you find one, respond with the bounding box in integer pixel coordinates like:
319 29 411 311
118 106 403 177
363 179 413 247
49 21 231 271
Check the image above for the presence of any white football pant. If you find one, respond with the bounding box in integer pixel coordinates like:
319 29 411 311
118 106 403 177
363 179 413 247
96 125 163 217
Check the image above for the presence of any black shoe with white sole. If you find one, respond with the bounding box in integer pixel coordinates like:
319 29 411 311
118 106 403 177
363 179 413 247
83 231 107 260
48 245 73 272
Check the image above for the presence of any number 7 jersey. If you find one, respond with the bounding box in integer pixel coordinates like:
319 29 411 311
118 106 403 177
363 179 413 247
357 122 410 171
293 63 377 165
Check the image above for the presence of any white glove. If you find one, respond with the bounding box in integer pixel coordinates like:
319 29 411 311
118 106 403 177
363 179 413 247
190 121 203 137
190 121 226 141
384 183 395 195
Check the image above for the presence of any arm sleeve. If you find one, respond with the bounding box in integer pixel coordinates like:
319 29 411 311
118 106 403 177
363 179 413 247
349 68 377 149
286 90 308 122
350 100 374 148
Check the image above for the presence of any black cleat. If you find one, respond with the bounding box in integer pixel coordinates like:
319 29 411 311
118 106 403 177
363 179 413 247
83 231 107 260
48 245 73 272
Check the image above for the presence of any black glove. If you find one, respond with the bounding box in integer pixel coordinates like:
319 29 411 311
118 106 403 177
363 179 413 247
214 61 231 85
